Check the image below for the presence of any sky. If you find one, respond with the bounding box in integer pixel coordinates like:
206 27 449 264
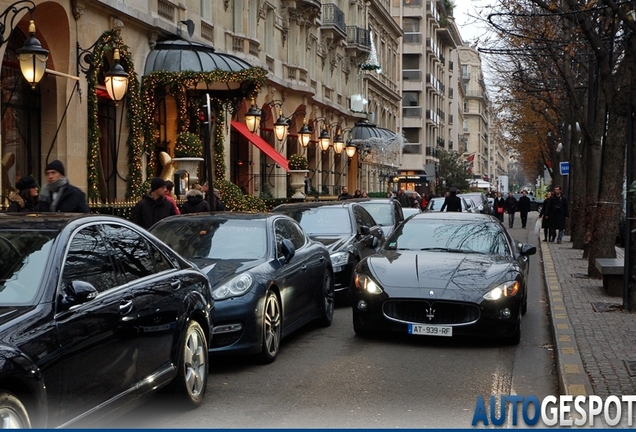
452 0 493 45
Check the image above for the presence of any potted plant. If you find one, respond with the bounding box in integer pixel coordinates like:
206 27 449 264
173 132 204 186
288 154 308 199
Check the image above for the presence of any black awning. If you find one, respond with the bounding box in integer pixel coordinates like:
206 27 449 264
350 120 398 142
395 174 429 183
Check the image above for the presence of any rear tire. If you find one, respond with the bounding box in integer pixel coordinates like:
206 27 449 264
0 392 31 428
174 320 208 406
317 270 334 327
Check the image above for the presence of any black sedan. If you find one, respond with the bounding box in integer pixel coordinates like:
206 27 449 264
0 213 213 428
351 212 536 345
356 199 405 237
272 201 384 300
150 213 334 364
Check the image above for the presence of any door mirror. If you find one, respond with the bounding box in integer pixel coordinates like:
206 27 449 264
280 238 296 263
520 243 537 256
60 280 98 310
360 225 371 236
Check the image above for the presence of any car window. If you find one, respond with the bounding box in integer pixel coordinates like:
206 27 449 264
102 225 174 284
62 226 119 294
385 219 512 256
284 207 352 236
0 230 56 305
274 218 306 256
353 205 377 229
358 202 394 226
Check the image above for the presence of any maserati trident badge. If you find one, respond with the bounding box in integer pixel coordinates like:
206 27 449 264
426 307 435 321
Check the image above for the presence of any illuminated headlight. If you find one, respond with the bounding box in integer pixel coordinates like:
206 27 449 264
213 273 253 300
330 252 350 267
355 273 383 294
483 281 520 300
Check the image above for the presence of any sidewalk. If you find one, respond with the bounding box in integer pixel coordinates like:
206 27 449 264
540 235 636 399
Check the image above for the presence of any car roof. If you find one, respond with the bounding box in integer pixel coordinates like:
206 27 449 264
156 211 287 224
409 211 498 222
0 213 122 230
272 201 363 211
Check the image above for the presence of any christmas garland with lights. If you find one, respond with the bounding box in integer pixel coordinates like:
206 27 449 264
86 30 144 200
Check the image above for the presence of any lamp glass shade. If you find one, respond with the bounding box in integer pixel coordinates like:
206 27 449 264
298 123 311 147
104 49 129 103
274 115 288 141
333 139 345 154
244 106 261 133
318 129 331 151
345 143 357 158
16 21 49 88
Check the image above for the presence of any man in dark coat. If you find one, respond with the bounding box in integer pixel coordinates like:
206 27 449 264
338 186 352 201
504 192 518 228
517 190 531 228
440 187 462 212
131 177 178 229
39 160 90 213
182 188 210 214
545 185 569 243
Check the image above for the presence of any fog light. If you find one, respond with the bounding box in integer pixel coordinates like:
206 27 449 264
357 300 367 310
501 308 511 318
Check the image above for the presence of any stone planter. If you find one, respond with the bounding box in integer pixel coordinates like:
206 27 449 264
173 157 204 185
289 170 309 199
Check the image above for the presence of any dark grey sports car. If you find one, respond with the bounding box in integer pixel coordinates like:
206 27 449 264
351 212 536 344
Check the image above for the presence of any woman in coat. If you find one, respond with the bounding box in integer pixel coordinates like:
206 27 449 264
7 175 40 212
538 192 552 241
182 188 211 214
493 191 505 223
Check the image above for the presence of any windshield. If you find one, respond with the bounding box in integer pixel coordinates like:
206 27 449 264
0 230 57 305
358 203 394 226
282 207 352 236
384 219 511 256
152 219 268 260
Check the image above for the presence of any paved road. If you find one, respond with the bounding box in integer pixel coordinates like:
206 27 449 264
109 214 557 428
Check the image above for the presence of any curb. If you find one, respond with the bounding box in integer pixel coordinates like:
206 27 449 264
540 240 595 397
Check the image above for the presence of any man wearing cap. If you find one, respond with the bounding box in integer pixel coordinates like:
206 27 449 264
131 177 178 229
39 160 90 213
440 187 462 212
7 175 40 212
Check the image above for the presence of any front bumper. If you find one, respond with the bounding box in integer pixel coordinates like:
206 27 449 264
209 290 265 355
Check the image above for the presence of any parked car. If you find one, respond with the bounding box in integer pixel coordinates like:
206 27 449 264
425 196 476 212
351 212 536 345
402 207 422 218
512 193 544 212
458 192 492 214
272 201 385 300
356 199 405 237
0 213 213 428
150 212 334 363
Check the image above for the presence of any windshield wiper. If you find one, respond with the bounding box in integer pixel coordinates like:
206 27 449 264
419 247 483 254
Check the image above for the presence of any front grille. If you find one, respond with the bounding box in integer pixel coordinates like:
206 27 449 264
383 300 480 325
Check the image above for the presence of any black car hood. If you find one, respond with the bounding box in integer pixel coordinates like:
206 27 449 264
0 306 38 330
309 235 354 253
366 251 518 301
191 258 268 287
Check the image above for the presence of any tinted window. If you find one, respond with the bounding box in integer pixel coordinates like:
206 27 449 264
0 230 56 305
274 219 306 256
282 207 352 236
385 219 511 256
152 218 268 260
353 206 377 228
62 226 119 293
358 202 394 226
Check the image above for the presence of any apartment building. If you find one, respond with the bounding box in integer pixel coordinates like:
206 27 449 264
0 0 402 203
393 0 464 196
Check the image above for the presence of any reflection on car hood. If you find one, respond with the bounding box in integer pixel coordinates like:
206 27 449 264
191 258 267 287
309 235 354 253
367 251 516 301
0 306 37 330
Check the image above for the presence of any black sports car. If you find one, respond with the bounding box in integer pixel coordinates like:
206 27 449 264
272 201 384 300
150 212 334 363
351 212 536 344
0 214 213 428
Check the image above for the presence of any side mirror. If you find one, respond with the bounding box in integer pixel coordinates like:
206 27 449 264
520 243 537 256
60 280 98 310
281 238 296 263
360 226 371 236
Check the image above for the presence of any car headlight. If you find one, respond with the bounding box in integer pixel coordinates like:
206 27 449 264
483 280 520 300
213 273 254 300
355 273 383 294
330 251 350 267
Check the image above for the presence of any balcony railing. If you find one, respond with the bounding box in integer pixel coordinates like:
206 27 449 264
158 0 175 21
347 26 371 48
402 144 422 154
403 107 422 117
403 0 423 5
322 3 346 36
403 70 422 80
404 33 422 44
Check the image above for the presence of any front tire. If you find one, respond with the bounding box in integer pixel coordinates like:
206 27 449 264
175 320 208 406
257 292 282 364
317 270 334 327
503 317 521 345
0 392 31 428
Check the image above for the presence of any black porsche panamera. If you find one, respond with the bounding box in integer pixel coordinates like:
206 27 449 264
351 212 536 345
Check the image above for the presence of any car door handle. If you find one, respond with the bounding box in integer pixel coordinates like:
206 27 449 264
301 264 307 271
170 280 182 290
119 299 133 315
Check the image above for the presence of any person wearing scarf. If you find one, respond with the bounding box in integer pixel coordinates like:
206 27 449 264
38 160 90 213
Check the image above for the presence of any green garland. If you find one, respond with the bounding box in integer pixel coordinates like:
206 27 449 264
86 30 144 200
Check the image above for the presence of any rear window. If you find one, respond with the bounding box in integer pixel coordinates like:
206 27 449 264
279 207 352 236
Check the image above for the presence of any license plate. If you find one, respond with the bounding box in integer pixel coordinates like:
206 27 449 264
408 324 453 337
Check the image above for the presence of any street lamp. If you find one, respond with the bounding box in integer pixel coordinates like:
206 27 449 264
273 108 289 142
103 48 129 105
0 2 49 89
244 99 261 133
332 128 345 154
318 126 331 151
298 118 311 147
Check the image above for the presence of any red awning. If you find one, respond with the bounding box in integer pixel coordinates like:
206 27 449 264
231 120 289 172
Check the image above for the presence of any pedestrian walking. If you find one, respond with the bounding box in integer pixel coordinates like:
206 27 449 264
504 192 518 228
397 188 410 208
212 188 226 211
493 192 505 222
130 177 178 229
538 191 552 241
545 186 569 243
164 180 181 215
440 187 462 212
7 175 40 212
338 186 352 201
39 160 90 213
182 188 210 214
517 190 531 228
